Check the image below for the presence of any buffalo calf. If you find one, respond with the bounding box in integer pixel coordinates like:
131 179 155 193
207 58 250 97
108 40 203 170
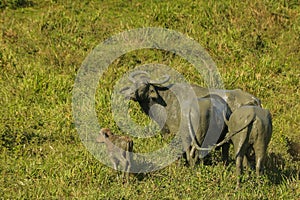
96 128 133 180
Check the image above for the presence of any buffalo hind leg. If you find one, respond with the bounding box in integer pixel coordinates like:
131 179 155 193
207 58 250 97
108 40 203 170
235 155 243 189
255 149 266 177
234 138 247 188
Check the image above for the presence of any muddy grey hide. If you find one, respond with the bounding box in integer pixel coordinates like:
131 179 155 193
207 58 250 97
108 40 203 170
187 94 232 166
220 106 272 187
120 70 261 165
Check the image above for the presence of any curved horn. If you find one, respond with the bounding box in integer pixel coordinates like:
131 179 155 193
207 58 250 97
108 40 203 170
128 70 150 83
149 75 170 85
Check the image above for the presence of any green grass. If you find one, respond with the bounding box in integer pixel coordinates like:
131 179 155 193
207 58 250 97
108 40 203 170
1 0 299 199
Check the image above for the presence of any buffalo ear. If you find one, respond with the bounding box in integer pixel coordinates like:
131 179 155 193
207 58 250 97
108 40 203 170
120 86 137 100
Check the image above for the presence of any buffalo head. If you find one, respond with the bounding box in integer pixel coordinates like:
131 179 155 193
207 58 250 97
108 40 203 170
120 70 170 103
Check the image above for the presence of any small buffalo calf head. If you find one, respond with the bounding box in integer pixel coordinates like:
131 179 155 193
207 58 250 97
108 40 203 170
96 128 113 143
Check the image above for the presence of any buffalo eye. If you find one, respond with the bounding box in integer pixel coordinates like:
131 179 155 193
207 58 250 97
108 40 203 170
150 88 155 94
149 88 158 99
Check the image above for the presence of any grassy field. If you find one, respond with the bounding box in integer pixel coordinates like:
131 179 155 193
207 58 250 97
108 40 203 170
1 0 299 199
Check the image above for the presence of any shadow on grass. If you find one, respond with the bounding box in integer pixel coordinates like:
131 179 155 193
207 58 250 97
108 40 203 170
265 152 300 184
0 0 34 10
0 129 48 151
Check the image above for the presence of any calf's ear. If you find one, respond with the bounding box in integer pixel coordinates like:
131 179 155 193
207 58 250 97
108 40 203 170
103 131 110 138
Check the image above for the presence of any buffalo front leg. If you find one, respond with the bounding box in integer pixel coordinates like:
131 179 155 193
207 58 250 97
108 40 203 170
123 160 130 183
189 145 199 167
119 156 130 183
185 146 193 166
111 157 119 171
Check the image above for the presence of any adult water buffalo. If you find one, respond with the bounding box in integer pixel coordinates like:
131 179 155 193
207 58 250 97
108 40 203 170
120 70 261 165
120 70 201 164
